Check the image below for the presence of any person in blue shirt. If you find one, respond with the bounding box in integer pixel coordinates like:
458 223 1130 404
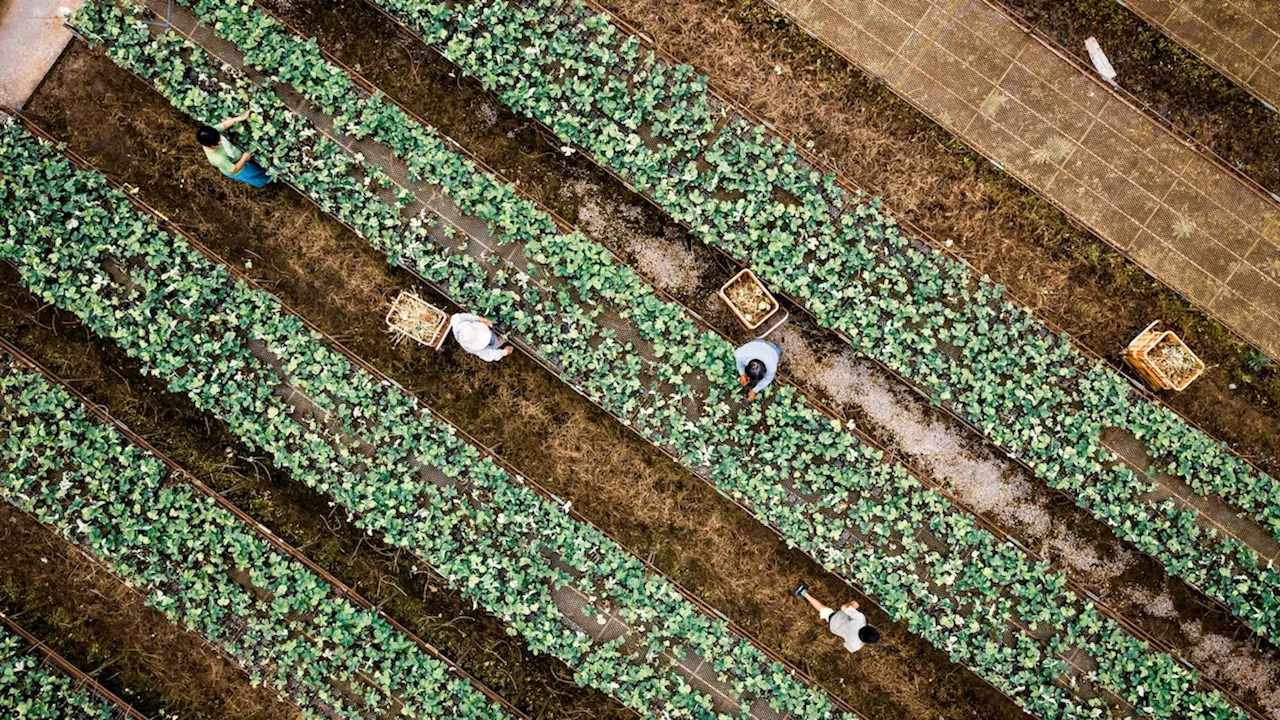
735 338 782 401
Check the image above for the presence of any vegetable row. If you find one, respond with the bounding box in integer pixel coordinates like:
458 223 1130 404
0 359 514 720
0 622 131 720
0 108 851 720
366 0 1280 607
66 2 1257 717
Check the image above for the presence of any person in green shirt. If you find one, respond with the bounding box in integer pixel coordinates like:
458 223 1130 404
196 113 271 187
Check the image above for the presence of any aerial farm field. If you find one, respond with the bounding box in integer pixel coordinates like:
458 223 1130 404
0 0 1278 718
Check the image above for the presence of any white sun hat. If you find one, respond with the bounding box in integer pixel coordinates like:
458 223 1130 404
455 320 493 352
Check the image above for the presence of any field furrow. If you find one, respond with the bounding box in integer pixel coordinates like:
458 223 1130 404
53 1 1263 716
0 613 149 720
0 352 518 720
313 0 1280 642
0 114 853 720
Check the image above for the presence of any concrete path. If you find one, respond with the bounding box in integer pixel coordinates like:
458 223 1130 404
765 0 1280 361
0 0 81 109
1117 0 1280 113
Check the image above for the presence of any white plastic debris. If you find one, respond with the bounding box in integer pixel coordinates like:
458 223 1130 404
1084 37 1117 84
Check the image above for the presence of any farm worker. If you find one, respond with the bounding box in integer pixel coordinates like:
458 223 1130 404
450 313 513 362
196 113 271 188
794 584 880 653
735 338 782 400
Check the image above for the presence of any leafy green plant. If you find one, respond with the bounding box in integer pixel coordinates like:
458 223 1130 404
0 102 851 719
0 624 126 720
0 362 514 720
367 0 1280 658
52 2 1264 717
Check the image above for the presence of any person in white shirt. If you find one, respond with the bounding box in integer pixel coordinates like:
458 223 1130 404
794 584 880 653
449 313 513 362
734 339 782 401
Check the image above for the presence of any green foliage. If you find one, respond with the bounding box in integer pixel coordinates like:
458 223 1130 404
51 0 1265 717
0 625 124 720
0 363 513 720
0 91 845 720
376 0 1280 667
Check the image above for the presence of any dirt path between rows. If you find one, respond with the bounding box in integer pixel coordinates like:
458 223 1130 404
575 0 1280 476
228 0 1280 712
0 504 293 720
0 262 626 719
15 41 1024 720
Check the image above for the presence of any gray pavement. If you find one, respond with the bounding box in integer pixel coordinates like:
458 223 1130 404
0 0 81 109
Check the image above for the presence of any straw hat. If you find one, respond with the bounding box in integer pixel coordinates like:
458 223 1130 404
455 321 493 352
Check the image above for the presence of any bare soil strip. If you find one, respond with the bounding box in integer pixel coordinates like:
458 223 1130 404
220 0 1280 713
556 170 1280 718
0 248 623 718
45 0 1280 707
0 337 534 720
755 0 1280 362
0 504 295 720
0 280 626 719
550 0 1280 480
15 41 1027 720
0 611 151 720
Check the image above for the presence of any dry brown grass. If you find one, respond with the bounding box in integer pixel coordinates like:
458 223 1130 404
19 37 1023 720
13 46 630 720
0 505 293 720
586 0 1280 475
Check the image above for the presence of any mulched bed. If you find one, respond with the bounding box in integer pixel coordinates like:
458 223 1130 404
14 40 1023 720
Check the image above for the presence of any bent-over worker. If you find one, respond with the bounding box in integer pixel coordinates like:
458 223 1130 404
735 338 782 401
450 313 513 362
794 584 880 653
197 113 271 187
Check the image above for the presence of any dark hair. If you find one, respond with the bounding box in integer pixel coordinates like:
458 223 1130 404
744 359 767 383
858 626 880 644
196 125 221 147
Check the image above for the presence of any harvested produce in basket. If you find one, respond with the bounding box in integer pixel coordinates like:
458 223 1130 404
720 270 778 329
1151 337 1201 387
386 292 449 348
1122 321 1205 391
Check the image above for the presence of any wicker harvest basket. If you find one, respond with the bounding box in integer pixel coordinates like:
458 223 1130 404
718 269 779 331
1122 321 1205 391
386 291 450 349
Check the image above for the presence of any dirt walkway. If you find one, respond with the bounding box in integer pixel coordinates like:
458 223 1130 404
19 39 1027 720
763 0 1280 360
1119 0 1280 112
0 0 79 107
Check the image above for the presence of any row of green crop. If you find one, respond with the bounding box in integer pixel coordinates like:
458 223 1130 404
0 360 512 720
0 622 129 720
364 0 1280 589
0 108 849 720
64 1 1259 717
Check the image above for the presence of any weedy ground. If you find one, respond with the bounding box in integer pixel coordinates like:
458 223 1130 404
9 40 1023 720
10 0 1280 715
561 165 1280 717
0 269 623 720
0 501 292 720
584 0 1280 475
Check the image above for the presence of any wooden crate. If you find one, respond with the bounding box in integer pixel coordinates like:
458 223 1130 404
1123 321 1205 391
386 291 450 349
718 269 779 331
